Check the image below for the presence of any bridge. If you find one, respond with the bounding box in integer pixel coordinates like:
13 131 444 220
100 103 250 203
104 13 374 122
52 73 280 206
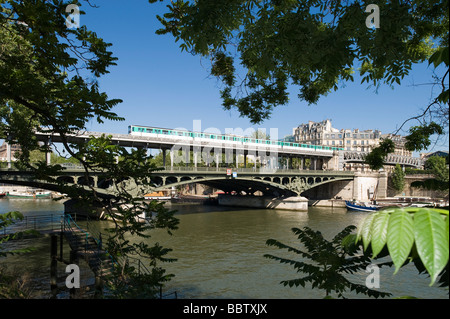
27 127 423 170
2 126 424 172
0 126 423 203
341 151 423 168
0 166 355 197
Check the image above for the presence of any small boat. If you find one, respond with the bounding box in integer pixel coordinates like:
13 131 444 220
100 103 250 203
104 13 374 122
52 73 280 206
6 190 52 199
345 200 380 212
144 191 172 201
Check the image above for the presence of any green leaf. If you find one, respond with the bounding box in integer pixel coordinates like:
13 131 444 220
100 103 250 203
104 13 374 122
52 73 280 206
370 211 391 258
386 211 414 273
446 216 449 246
357 213 376 251
428 46 449 68
413 209 449 286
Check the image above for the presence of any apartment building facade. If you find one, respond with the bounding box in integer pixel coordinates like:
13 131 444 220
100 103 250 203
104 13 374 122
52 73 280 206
293 119 412 156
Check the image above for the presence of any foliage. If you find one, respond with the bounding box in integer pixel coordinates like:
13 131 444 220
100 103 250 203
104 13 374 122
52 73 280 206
356 207 449 287
264 226 391 298
390 164 405 193
0 265 35 299
150 0 447 124
364 138 395 170
304 158 311 170
411 156 449 191
62 135 180 295
0 211 37 257
405 168 433 175
424 156 449 183
404 123 444 152
0 0 179 297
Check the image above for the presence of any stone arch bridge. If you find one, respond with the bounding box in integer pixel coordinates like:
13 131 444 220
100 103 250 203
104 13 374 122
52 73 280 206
0 167 355 198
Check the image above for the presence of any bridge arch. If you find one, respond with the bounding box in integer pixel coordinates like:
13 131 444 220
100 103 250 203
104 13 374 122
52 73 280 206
0 168 355 198
151 174 354 197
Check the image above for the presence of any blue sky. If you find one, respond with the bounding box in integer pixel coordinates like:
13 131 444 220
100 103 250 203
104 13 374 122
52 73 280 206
79 0 448 153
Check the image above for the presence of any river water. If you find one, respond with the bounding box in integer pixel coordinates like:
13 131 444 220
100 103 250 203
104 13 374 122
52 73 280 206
0 198 447 299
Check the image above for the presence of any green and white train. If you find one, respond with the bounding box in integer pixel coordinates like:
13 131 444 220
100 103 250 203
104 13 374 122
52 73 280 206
128 125 344 152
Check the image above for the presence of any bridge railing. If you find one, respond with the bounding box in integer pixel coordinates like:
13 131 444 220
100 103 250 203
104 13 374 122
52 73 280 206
0 162 84 170
64 214 177 298
158 166 355 175
1 214 63 236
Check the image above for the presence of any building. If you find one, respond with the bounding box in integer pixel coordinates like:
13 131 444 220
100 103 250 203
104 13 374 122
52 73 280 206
293 119 382 152
379 133 413 157
420 150 449 160
292 120 415 171
0 141 21 162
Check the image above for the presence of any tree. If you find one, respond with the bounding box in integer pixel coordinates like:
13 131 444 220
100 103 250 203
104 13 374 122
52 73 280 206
411 155 449 191
150 0 448 168
250 129 270 140
1 0 179 298
150 0 447 120
0 211 37 258
0 212 37 298
390 164 405 193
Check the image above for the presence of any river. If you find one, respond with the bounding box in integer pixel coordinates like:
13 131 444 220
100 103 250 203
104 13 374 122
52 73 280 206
0 198 447 299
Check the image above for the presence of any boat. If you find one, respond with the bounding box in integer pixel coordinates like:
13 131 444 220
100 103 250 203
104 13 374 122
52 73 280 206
6 190 52 199
345 200 380 212
144 191 172 201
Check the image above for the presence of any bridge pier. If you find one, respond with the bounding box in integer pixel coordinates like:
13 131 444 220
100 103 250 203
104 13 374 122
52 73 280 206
6 142 11 169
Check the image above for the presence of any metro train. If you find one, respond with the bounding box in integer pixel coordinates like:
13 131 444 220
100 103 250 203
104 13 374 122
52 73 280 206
128 125 344 152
